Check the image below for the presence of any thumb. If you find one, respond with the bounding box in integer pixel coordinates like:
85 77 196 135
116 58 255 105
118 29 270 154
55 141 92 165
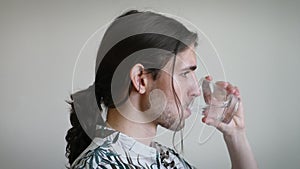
216 122 232 134
204 117 219 128
204 117 231 134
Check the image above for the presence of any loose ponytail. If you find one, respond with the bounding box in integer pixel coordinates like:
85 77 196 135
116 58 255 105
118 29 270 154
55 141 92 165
65 84 105 167
65 98 92 166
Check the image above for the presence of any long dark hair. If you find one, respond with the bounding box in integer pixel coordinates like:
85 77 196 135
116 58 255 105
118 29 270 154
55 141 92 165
65 9 197 166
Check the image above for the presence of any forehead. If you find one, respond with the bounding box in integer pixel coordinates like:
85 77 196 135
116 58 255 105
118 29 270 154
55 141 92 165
176 45 196 66
163 45 197 72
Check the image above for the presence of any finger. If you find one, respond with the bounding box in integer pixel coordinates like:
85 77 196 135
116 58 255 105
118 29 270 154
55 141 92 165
226 83 235 93
205 75 213 81
216 121 232 134
215 81 228 88
225 84 241 97
215 82 236 96
235 100 244 119
233 87 240 97
204 117 220 128
204 117 232 134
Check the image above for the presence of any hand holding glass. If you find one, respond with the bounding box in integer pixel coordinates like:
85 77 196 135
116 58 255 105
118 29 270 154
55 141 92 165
200 78 240 124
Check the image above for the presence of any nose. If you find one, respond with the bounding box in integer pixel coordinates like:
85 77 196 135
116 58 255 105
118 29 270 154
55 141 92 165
190 73 201 97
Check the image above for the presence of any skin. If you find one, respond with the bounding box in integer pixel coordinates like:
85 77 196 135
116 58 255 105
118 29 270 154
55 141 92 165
152 45 200 131
106 45 258 169
106 46 200 144
205 80 258 169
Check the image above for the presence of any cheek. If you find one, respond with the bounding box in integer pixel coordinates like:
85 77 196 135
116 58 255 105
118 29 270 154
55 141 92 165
156 77 174 99
159 104 180 126
172 76 185 99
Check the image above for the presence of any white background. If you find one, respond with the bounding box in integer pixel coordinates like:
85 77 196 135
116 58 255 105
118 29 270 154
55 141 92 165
1 0 299 169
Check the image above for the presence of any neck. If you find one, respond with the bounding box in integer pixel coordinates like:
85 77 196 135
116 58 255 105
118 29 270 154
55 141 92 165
106 104 158 146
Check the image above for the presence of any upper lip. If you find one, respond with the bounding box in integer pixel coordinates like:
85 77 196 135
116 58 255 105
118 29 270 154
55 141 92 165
202 106 209 116
186 101 193 110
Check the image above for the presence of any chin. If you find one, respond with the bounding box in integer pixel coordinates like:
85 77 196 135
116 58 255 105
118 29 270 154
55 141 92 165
162 119 185 131
156 107 186 131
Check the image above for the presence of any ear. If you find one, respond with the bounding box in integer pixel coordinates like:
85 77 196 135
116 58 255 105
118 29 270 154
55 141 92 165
130 64 148 94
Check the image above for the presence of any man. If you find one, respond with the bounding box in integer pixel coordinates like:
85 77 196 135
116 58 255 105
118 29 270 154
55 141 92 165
66 10 258 169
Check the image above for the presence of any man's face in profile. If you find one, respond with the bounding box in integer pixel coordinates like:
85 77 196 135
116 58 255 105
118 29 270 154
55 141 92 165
152 45 201 131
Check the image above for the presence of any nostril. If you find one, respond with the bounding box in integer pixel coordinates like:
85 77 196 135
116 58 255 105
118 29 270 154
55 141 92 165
191 88 201 97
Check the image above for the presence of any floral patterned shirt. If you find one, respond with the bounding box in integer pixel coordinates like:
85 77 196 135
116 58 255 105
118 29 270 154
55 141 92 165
71 127 195 169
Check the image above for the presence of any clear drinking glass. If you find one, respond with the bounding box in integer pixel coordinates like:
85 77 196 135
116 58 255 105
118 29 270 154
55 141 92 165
200 78 240 124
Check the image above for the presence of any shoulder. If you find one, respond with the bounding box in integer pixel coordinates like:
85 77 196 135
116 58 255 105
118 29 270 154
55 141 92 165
71 129 122 169
152 142 197 169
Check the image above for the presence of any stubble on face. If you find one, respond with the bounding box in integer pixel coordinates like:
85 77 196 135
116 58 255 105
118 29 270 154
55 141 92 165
154 96 184 131
151 66 185 131
152 45 197 131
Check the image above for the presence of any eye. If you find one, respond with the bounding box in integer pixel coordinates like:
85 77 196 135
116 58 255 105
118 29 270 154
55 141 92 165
181 71 190 78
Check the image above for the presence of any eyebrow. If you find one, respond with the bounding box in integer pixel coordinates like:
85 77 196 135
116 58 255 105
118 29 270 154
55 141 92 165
181 65 197 71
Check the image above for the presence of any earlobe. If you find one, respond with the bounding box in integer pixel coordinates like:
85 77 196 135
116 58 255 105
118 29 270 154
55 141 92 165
130 64 147 94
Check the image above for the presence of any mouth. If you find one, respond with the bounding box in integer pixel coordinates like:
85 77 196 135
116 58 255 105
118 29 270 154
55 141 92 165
184 107 191 118
201 106 209 117
184 100 195 118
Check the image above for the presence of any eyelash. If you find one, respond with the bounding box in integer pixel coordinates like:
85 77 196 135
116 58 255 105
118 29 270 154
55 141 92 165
181 71 190 77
